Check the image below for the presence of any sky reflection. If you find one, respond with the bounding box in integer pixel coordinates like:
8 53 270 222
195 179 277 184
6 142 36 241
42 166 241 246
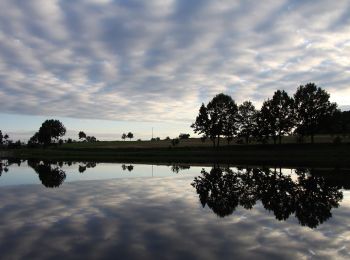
0 163 349 259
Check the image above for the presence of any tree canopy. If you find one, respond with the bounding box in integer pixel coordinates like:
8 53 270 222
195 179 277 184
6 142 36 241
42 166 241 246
127 132 134 140
257 90 294 144
294 83 338 143
191 93 238 147
79 131 87 140
192 83 342 145
30 119 66 146
237 101 257 143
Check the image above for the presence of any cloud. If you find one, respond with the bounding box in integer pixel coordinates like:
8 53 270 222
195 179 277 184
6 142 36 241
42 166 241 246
0 0 349 123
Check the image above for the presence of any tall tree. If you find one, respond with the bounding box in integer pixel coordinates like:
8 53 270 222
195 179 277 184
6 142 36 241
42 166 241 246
256 90 294 144
294 83 337 143
191 104 214 146
256 100 276 144
237 101 258 144
191 94 238 147
127 132 134 141
271 90 295 144
207 94 238 147
122 133 127 141
37 119 66 146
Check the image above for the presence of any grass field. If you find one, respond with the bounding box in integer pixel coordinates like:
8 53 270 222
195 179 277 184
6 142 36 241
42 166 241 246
6 139 350 168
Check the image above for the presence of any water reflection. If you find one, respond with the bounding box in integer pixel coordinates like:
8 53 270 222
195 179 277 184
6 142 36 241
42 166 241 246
0 160 350 258
0 158 23 176
121 164 134 172
28 159 67 188
79 162 97 173
170 164 191 173
192 166 344 228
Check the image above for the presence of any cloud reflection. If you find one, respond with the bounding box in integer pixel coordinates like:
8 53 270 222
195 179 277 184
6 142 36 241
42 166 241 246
0 172 349 259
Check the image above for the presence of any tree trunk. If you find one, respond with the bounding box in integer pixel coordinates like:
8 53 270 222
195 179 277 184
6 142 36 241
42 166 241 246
245 136 249 144
273 136 277 145
279 134 282 145
217 135 220 147
311 134 314 144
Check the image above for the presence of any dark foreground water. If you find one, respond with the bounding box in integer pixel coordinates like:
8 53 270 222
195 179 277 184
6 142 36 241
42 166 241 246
0 159 350 259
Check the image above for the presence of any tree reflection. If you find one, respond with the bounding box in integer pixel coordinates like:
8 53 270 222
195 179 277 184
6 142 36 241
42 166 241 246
0 160 9 176
121 164 134 172
78 162 97 173
170 164 191 173
0 158 23 176
28 160 66 188
192 166 344 228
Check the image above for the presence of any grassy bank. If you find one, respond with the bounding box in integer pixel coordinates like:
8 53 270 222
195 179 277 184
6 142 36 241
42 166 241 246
5 142 350 168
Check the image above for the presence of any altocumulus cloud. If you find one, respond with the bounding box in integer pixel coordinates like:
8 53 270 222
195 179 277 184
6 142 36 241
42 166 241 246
0 0 349 123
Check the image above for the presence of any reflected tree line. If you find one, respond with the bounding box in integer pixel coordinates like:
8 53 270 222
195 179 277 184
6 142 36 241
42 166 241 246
0 160 98 188
1 160 142 187
192 166 348 228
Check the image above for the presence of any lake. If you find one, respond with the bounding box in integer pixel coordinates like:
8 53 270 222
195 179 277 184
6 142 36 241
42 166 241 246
0 159 349 259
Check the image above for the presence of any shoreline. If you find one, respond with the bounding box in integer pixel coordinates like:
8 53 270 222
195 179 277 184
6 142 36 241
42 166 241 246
2 143 350 168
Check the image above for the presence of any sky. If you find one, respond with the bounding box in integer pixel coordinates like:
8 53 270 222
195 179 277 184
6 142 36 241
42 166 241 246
0 0 349 141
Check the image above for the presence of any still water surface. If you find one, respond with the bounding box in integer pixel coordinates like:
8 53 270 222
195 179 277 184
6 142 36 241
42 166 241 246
0 159 349 259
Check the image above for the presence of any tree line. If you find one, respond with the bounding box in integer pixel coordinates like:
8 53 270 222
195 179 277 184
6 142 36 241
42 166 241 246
191 83 349 146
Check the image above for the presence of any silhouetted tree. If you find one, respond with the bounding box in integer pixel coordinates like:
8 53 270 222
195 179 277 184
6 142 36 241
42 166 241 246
36 119 66 146
255 100 276 144
237 101 258 144
191 104 212 145
192 94 238 147
271 90 295 144
127 132 134 141
122 133 127 141
294 83 338 143
256 91 294 144
316 110 350 136
79 131 86 140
